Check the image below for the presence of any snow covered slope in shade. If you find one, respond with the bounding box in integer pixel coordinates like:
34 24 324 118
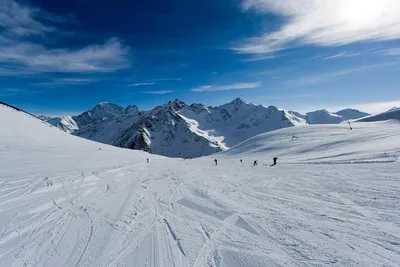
335 108 370 120
306 109 343 124
1 103 400 266
357 108 400 122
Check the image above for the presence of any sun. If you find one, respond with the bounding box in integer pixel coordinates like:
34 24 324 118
343 0 384 26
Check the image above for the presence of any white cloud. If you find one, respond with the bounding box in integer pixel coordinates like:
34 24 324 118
55 78 93 84
141 90 174 95
381 48 400 56
34 78 94 86
191 82 261 92
0 1 131 73
146 78 182 82
323 52 361 60
0 38 130 73
240 55 276 62
128 82 155 87
0 0 53 36
238 0 400 53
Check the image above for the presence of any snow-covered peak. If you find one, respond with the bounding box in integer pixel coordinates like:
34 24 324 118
335 109 370 120
217 98 252 114
37 115 51 121
387 107 400 113
306 109 343 124
91 102 124 114
167 98 186 110
288 111 307 120
187 103 211 114
124 105 140 115
229 97 247 106
47 116 79 134
78 102 125 123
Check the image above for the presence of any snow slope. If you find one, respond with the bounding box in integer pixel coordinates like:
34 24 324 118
357 108 400 122
2 103 400 267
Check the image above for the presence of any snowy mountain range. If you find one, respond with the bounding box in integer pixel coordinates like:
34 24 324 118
39 99 370 157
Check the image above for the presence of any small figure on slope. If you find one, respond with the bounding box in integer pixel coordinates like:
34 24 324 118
147 158 149 163
253 160 258 166
214 159 218 165
270 157 278 166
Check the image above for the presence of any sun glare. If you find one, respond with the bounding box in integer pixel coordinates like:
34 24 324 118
343 0 384 26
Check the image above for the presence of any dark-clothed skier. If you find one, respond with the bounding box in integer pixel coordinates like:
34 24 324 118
147 158 149 163
214 159 218 165
270 157 278 166
253 160 258 166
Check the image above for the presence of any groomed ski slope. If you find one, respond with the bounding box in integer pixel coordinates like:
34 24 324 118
1 104 400 267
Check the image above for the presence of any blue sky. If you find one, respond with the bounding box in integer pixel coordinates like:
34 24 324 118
1 0 400 116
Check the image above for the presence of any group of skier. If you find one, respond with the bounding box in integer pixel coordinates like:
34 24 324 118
214 157 278 166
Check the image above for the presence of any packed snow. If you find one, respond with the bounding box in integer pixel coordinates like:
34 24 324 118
1 104 400 267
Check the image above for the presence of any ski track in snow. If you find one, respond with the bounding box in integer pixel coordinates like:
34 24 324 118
1 159 400 266
1 105 400 266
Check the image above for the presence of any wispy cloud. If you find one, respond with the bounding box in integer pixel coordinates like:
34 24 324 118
323 52 361 60
128 82 155 87
191 82 261 92
0 88 39 97
290 62 398 85
0 1 131 74
146 78 182 82
0 38 130 73
34 78 94 86
0 0 54 37
141 90 174 95
237 0 400 54
380 48 400 56
240 55 276 62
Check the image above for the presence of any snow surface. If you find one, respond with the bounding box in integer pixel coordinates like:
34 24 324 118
357 108 400 122
2 104 400 267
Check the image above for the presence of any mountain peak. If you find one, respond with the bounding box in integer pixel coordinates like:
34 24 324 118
387 107 400 112
167 98 186 110
229 98 247 105
335 109 370 120
125 105 140 115
168 98 185 104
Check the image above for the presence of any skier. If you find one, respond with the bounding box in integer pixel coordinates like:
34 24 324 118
240 159 243 163
253 160 258 166
147 158 149 163
214 159 218 165
270 157 278 166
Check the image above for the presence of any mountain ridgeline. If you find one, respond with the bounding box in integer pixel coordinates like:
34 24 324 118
41 99 370 158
